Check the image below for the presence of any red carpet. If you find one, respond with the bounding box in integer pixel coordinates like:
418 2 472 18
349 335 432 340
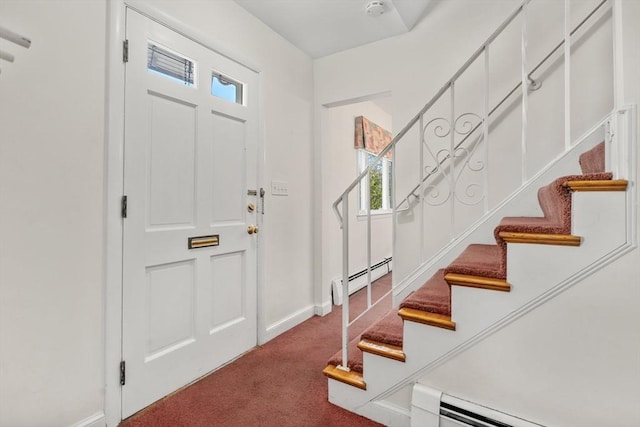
120 276 391 427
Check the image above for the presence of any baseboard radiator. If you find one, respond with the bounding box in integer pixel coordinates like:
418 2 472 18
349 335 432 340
412 384 543 427
331 257 392 305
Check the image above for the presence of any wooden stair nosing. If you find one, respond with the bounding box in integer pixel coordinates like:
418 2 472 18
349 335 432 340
323 364 366 390
444 273 511 292
564 179 628 192
498 231 582 246
357 339 406 363
398 307 456 330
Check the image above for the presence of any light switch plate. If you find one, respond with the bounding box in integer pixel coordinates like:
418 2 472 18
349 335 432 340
271 180 288 196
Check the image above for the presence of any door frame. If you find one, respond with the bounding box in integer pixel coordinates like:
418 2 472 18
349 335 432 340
105 1 265 424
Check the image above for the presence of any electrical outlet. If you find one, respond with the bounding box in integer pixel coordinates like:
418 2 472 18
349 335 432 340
271 180 288 196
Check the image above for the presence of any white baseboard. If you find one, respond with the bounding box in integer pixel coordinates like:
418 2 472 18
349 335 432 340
315 300 333 316
70 411 105 427
359 400 411 427
263 304 315 342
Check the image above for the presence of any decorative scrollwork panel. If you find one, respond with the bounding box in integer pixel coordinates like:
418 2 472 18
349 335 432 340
421 112 487 208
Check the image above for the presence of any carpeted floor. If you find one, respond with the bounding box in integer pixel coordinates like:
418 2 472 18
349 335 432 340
120 275 392 427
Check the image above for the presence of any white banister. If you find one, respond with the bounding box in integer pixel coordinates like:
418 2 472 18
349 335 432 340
340 193 350 370
564 0 571 150
449 82 456 239
521 1 528 184
483 46 490 214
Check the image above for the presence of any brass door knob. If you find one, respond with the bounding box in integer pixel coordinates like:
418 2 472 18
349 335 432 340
247 224 259 235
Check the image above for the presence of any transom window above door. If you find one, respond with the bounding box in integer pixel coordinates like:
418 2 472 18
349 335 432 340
211 72 243 105
147 42 196 87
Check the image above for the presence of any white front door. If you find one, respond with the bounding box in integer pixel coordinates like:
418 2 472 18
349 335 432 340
122 9 259 417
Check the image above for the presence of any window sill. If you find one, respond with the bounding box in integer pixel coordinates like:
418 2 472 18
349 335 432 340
356 210 393 220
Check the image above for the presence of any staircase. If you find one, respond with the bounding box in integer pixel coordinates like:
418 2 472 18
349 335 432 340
324 139 631 424
322 0 637 423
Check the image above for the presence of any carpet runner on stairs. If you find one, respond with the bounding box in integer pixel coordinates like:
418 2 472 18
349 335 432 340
324 142 624 387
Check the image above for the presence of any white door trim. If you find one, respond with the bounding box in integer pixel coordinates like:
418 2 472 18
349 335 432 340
104 1 265 424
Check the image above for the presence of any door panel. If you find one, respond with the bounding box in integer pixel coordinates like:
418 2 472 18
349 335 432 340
211 113 246 224
145 260 196 360
122 9 259 417
210 251 245 330
147 92 196 228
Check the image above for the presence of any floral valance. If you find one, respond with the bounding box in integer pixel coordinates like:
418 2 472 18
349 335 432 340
354 116 392 158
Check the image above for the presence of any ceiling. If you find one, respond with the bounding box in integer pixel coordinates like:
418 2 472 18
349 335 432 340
233 0 437 58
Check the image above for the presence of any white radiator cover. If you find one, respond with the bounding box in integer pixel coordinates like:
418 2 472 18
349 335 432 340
411 384 543 427
331 258 392 305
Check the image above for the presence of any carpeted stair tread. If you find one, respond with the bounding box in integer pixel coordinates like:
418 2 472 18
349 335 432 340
579 141 605 174
361 308 404 347
399 270 451 316
493 171 613 276
327 336 364 374
445 244 504 280
398 308 456 330
497 231 582 246
496 172 613 235
322 364 366 390
564 179 628 191
326 309 404 377
357 339 406 362
444 273 510 292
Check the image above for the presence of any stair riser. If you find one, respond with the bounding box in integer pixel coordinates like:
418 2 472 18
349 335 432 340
509 192 626 287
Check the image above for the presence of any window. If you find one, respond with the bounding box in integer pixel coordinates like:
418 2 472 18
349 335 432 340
211 72 243 104
147 43 195 86
358 149 393 213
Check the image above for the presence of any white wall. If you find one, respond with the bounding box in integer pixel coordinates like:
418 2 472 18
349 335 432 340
0 0 107 425
0 0 314 425
321 100 393 307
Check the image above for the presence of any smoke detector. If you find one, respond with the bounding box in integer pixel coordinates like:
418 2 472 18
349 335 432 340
366 1 386 17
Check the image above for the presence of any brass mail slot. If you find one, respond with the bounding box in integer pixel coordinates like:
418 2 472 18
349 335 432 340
188 234 219 249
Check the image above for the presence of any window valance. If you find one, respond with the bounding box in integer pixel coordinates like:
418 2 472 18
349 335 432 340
354 116 392 158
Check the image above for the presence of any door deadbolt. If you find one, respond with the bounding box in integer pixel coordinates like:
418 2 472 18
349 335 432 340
247 224 259 235
247 203 255 213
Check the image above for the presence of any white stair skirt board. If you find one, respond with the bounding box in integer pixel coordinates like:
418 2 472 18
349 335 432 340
332 259 392 305
326 190 629 425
